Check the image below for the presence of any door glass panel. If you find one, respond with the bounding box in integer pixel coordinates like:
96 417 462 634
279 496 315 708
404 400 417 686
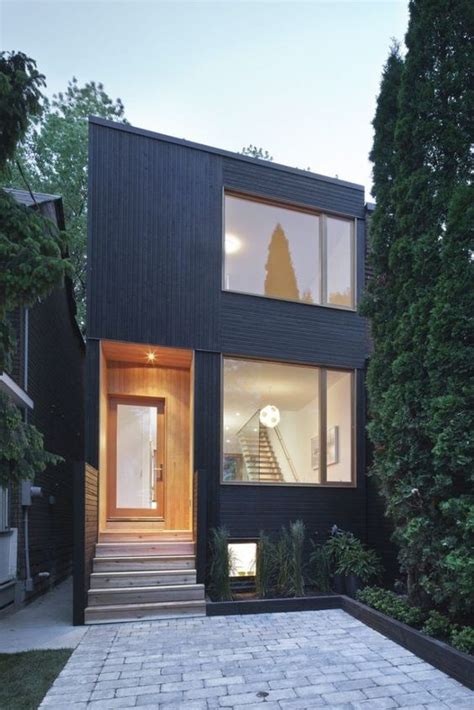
116 404 157 509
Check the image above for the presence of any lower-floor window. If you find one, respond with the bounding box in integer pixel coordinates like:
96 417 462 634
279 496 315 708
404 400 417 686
223 357 354 486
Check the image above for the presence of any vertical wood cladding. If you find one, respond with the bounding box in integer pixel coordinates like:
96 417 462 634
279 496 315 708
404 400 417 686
23 281 84 598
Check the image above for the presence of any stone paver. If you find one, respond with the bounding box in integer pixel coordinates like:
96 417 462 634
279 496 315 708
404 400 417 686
40 609 473 709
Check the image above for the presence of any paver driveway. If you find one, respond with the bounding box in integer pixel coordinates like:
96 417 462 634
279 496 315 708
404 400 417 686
40 610 473 709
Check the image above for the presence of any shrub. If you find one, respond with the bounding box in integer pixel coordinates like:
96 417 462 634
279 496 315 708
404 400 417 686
450 626 474 655
208 527 233 601
275 520 306 597
357 586 426 628
325 529 382 583
421 611 452 641
308 541 331 592
256 532 275 599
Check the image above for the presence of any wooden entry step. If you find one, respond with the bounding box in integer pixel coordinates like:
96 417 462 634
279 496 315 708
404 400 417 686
99 531 193 542
90 569 197 588
92 554 195 572
84 600 205 624
85 534 205 624
95 541 194 557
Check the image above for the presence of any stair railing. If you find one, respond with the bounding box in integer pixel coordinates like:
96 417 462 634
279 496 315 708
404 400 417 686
236 409 299 483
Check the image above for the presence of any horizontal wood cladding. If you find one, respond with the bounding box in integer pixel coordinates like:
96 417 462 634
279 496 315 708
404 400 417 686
220 485 367 541
88 123 222 348
223 159 365 219
221 293 367 369
84 464 99 595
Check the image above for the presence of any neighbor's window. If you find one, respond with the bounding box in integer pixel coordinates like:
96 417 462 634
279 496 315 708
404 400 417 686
224 194 354 309
223 357 354 486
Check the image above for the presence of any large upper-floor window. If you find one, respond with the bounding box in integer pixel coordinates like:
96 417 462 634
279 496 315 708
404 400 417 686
224 193 355 309
223 357 355 486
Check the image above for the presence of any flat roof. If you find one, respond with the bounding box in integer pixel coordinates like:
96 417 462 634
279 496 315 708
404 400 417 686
89 116 365 193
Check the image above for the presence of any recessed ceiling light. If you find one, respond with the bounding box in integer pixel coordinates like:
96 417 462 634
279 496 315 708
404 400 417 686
226 439 231 443
146 351 157 363
225 233 241 255
236 412 240 416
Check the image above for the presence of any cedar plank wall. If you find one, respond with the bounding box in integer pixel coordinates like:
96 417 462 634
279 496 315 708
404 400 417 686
84 464 98 595
87 119 370 551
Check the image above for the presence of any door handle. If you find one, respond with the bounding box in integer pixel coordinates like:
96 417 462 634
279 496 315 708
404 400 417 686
155 463 164 481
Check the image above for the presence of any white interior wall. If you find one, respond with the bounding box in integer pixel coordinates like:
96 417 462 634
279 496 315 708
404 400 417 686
326 373 352 482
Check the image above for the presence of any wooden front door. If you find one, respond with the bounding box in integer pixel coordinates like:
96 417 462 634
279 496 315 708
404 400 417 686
107 396 165 520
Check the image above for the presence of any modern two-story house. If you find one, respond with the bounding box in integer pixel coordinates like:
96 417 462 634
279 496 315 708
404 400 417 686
75 116 385 624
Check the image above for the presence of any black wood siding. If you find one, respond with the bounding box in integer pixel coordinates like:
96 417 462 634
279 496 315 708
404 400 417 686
87 118 372 549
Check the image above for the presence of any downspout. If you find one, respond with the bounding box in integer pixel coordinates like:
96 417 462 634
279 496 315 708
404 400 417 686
23 308 34 593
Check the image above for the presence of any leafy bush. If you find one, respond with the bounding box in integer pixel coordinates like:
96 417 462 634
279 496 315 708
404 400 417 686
326 530 382 583
208 527 233 601
256 532 275 599
450 626 474 655
421 611 452 641
357 586 426 628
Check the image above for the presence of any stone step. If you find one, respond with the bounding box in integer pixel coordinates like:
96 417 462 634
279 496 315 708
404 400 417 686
84 600 206 624
88 583 205 607
95 541 194 557
92 554 196 572
90 569 196 589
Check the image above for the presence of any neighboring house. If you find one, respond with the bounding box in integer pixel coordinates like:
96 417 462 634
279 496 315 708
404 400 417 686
75 117 389 624
0 189 84 613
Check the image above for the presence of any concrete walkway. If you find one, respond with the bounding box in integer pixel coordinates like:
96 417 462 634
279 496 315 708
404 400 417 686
0 577 87 652
40 609 473 709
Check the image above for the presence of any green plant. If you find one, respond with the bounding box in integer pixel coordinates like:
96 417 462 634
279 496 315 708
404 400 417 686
308 541 331 592
325 530 382 584
274 521 306 597
421 611 452 641
208 527 233 602
450 626 474 655
357 587 426 628
256 532 275 599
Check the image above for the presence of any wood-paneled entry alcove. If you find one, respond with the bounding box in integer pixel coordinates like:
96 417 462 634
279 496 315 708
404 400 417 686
98 340 194 534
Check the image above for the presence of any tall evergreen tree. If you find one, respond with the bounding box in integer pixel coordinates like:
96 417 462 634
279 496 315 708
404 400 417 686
264 224 300 301
363 0 473 614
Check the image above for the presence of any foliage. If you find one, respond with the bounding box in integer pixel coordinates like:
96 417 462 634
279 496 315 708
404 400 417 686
0 52 68 486
274 521 306 597
421 611 452 641
357 587 426 628
450 626 474 655
361 0 474 614
6 77 127 331
325 529 382 584
0 51 44 165
0 392 61 488
240 144 273 161
208 527 233 601
308 540 331 592
256 531 275 599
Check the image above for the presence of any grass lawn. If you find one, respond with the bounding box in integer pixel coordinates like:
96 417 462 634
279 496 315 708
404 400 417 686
0 649 72 710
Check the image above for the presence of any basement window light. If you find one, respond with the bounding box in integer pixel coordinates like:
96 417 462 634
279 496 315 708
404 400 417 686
229 541 257 577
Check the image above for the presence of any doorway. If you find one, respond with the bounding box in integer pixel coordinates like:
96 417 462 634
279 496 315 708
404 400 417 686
107 396 165 520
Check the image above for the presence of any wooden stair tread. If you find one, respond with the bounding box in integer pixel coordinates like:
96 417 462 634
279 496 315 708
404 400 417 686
90 583 204 594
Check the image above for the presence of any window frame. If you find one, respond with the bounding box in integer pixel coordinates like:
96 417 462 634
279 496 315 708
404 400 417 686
220 355 357 489
222 190 357 312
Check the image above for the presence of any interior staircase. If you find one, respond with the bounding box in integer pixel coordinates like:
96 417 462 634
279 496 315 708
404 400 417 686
239 427 283 483
84 533 206 624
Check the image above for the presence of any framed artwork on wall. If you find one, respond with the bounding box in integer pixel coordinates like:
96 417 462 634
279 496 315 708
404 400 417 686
311 426 339 470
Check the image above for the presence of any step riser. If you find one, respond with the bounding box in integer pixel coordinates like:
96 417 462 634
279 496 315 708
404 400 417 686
96 542 194 557
84 603 206 624
92 556 195 572
90 571 196 588
99 532 192 542
88 585 204 606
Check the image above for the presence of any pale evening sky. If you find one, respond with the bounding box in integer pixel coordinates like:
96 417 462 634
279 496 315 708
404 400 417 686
1 1 409 195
